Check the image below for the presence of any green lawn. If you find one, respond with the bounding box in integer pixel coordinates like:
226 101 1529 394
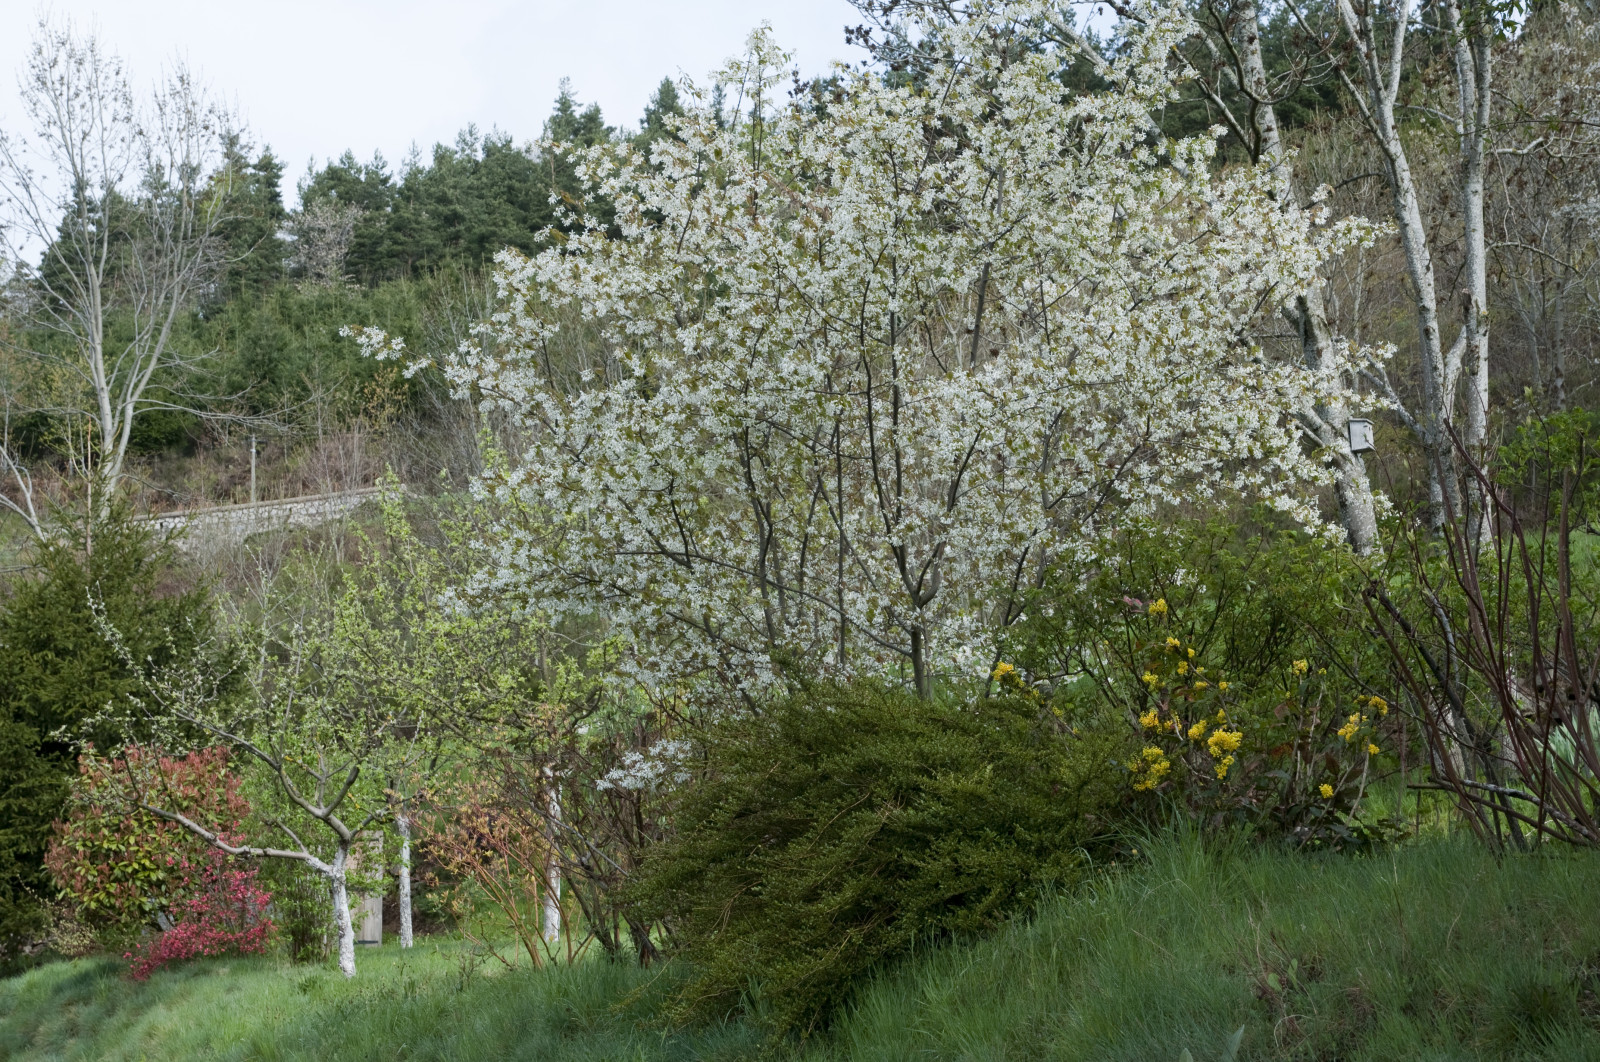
4 836 1599 1061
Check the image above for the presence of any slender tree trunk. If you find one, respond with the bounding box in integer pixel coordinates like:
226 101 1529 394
396 810 414 949
329 844 356 978
1446 0 1495 546
1237 0 1379 552
542 773 561 948
909 626 931 699
1336 0 1488 533
1296 289 1381 554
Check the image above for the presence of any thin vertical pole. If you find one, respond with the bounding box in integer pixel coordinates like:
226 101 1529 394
249 435 257 505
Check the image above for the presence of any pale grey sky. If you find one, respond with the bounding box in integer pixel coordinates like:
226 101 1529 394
1 0 863 199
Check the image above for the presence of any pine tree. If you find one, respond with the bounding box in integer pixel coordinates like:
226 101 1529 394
214 135 288 301
636 77 685 158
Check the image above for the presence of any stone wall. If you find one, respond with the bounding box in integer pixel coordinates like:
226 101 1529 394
144 487 384 551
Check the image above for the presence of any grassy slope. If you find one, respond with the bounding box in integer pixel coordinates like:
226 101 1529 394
824 834 1600 1061
4 837 1599 1061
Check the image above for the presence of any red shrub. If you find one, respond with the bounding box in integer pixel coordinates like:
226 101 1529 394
47 746 275 972
126 846 273 979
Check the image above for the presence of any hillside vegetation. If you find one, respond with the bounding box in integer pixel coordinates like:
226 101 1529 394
4 3 1600 1059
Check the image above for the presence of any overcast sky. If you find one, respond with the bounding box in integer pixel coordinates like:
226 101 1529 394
0 0 863 201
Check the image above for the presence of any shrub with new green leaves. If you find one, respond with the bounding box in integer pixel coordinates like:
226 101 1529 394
627 682 1127 1037
1009 513 1402 847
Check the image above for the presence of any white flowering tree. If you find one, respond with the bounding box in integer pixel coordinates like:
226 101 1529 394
358 0 1375 699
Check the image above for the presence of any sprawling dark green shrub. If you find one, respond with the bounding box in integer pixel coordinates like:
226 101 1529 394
628 682 1127 1037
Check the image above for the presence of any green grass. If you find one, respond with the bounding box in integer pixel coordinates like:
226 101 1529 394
4 835 1600 1061
818 833 1600 1061
0 942 763 1061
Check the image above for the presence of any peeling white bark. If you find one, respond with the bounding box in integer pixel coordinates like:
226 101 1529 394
542 777 562 948
1334 0 1493 533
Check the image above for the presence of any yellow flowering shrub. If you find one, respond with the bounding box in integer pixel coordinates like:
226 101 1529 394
1129 746 1172 791
1002 514 1407 848
1102 605 1398 845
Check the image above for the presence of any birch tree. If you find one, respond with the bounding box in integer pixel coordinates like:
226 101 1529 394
1282 0 1509 531
360 0 1378 699
0 19 235 534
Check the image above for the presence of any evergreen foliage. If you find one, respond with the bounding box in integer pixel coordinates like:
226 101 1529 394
0 515 219 966
213 136 288 302
293 84 619 285
636 78 686 157
199 272 434 413
627 682 1127 1036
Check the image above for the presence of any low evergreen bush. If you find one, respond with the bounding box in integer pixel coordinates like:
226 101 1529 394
628 681 1127 1037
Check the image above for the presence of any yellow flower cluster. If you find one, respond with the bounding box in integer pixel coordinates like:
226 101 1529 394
1291 659 1309 676
1130 746 1171 791
1357 694 1390 716
993 661 1044 705
1337 712 1365 742
1187 719 1209 741
1206 728 1242 756
1206 727 1242 781
1319 783 1334 799
1139 707 1162 731
1142 671 1160 689
1148 598 1169 616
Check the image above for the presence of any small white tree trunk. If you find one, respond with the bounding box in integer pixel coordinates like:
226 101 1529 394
1335 450 1380 554
543 861 562 948
329 844 357 978
542 775 562 948
396 811 414 949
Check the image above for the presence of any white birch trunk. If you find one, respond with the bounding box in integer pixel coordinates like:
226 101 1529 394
1445 0 1495 545
1336 0 1488 532
396 811 414 949
1237 0 1380 552
542 775 562 948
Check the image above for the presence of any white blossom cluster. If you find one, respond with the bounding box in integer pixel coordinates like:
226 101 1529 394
355 1 1377 698
595 739 695 792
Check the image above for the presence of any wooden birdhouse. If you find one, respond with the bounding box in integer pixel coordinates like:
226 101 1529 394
1347 418 1375 454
